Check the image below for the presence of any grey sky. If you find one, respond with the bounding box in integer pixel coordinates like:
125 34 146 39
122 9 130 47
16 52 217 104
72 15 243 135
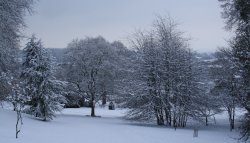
24 0 231 52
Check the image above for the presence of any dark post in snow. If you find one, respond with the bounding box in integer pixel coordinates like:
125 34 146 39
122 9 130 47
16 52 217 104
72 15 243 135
193 127 198 138
109 102 115 110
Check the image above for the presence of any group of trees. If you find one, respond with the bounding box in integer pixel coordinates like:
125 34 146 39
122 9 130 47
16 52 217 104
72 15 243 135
0 1 68 139
123 17 222 128
0 1 33 138
0 0 66 123
58 36 138 117
0 0 249 142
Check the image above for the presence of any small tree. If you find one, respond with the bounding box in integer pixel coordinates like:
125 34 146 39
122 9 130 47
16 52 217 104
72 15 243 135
11 80 26 139
4 74 27 138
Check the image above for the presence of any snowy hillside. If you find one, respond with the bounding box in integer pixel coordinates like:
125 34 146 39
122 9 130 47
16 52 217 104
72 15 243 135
0 106 240 143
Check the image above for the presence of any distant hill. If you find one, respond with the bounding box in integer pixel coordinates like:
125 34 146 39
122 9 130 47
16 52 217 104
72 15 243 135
47 48 66 62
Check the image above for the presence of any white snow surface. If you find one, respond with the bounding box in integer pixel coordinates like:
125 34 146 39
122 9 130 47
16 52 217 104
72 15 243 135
0 105 240 143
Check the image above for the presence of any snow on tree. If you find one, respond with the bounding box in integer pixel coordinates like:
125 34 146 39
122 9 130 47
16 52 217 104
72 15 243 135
64 36 117 117
189 55 221 126
0 0 34 72
125 31 165 125
154 16 192 127
0 71 28 138
0 0 34 102
124 16 217 127
0 72 11 102
21 35 66 121
109 41 139 105
9 78 26 138
219 0 250 141
210 48 243 131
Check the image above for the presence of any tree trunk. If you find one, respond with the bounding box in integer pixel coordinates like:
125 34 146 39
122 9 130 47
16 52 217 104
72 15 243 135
16 106 23 139
173 112 177 129
159 114 164 125
91 105 95 117
102 92 107 105
155 109 164 125
13 102 17 111
90 94 95 117
16 111 20 138
232 107 235 130
205 116 208 126
164 108 171 126
228 107 235 131
90 69 96 117
229 107 235 131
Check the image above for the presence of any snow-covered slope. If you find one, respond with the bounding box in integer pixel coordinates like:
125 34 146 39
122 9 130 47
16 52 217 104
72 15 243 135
0 107 239 143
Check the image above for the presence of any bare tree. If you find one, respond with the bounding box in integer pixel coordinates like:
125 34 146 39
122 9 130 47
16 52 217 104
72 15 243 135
64 37 117 117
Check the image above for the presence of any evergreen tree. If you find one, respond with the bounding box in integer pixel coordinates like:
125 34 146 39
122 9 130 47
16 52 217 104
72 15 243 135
21 36 65 121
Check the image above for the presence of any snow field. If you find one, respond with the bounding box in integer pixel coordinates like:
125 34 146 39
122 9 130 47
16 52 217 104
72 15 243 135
0 106 240 143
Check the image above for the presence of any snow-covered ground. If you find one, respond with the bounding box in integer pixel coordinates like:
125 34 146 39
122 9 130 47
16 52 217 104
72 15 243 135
0 105 240 143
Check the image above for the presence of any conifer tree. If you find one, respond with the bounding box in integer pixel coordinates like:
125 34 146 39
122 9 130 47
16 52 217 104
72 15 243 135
21 36 65 121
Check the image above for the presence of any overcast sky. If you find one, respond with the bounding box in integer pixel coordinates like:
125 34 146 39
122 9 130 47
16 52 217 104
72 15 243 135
24 0 232 53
